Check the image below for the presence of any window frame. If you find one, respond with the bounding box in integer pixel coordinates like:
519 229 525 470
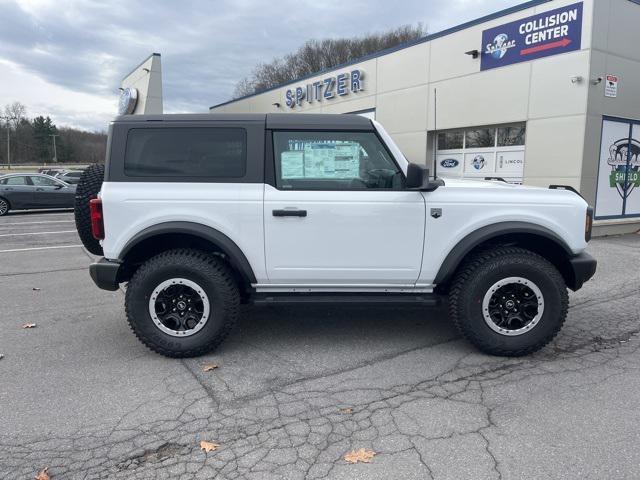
106 121 264 183
496 125 526 147
1 175 30 186
268 129 407 192
30 175 67 187
123 126 248 179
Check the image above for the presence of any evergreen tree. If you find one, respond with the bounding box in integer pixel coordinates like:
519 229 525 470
32 116 58 162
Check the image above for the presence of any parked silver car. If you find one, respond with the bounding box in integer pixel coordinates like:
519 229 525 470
55 171 84 184
0 173 76 215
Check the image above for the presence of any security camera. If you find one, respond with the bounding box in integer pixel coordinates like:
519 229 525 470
591 77 603 85
570 76 583 84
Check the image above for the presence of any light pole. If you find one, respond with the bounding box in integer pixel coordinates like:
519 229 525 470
0 115 17 170
49 134 59 163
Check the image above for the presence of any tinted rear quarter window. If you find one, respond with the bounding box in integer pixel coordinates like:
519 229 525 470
124 127 246 178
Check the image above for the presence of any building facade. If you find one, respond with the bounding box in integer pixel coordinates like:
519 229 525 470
120 53 163 115
210 0 640 234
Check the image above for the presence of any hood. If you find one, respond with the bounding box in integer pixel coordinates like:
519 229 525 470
440 177 547 191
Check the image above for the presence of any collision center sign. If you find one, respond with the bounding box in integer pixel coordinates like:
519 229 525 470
481 2 583 71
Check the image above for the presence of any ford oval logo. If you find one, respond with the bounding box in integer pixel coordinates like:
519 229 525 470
440 158 459 168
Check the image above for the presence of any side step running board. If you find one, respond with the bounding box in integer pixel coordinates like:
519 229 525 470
250 293 443 306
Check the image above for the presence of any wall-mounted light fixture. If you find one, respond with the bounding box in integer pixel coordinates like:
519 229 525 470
465 49 480 59
272 102 281 109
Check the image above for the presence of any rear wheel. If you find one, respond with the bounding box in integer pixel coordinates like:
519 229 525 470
449 247 568 356
74 164 104 255
0 197 9 216
125 249 240 357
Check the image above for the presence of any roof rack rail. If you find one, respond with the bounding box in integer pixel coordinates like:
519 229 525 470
484 177 507 182
549 184 584 199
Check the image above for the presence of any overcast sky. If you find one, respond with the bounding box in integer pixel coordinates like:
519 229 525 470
0 0 523 131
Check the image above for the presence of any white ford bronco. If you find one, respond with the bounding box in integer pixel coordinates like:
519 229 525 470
76 113 596 358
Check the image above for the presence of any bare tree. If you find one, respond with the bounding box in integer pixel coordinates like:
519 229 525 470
4 101 27 129
234 24 426 98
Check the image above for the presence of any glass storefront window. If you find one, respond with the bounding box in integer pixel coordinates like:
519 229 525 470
465 128 495 148
497 125 526 146
437 131 463 150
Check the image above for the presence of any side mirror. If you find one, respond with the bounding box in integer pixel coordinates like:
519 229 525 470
405 163 443 191
405 163 427 188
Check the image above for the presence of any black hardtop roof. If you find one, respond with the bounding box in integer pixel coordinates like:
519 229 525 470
112 113 374 130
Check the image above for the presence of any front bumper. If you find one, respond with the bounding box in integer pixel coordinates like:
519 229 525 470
89 258 122 291
567 252 597 291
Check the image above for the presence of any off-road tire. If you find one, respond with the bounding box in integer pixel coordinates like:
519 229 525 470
449 247 568 356
0 197 10 216
125 249 240 358
74 163 104 255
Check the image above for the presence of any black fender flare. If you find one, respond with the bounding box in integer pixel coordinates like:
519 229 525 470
433 221 573 285
119 221 257 284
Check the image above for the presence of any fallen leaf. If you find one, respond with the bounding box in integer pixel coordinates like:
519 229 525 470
201 363 219 372
344 448 376 464
200 440 220 453
0 354 4 360
35 467 50 480
32 287 41 291
22 323 37 329
339 407 353 414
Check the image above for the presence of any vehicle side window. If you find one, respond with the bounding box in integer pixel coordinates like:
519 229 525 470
30 176 60 187
273 131 403 190
4 176 28 185
124 127 246 178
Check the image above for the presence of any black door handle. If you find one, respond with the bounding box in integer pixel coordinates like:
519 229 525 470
36 188 44 191
272 209 307 217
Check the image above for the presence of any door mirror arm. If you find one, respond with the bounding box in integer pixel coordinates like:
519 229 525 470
404 163 443 191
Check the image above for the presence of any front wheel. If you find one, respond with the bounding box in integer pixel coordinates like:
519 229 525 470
449 247 568 356
125 249 240 357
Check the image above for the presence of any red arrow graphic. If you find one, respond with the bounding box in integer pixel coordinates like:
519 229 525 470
520 38 571 56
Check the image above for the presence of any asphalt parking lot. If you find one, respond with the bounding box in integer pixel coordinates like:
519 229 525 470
0 211 639 480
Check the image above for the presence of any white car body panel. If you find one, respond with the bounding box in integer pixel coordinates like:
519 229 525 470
100 182 268 282
263 184 426 284
418 179 588 284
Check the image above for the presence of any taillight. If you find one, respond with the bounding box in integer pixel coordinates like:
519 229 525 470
585 206 593 242
89 198 104 240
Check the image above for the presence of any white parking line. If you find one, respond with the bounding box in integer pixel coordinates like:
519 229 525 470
0 230 76 237
0 244 83 253
0 220 74 226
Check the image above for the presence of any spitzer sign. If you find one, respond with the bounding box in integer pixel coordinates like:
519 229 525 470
480 2 583 71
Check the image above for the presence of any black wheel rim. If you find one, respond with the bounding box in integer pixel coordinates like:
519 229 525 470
148 278 210 337
482 277 544 336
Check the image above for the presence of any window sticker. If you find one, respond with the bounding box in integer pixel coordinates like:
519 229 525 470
281 151 305 178
280 142 360 179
